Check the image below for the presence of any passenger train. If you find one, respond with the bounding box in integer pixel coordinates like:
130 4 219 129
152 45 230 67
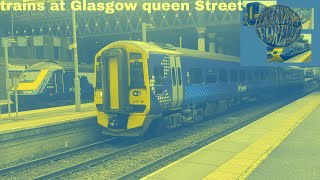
11 61 94 110
94 41 305 136
270 38 311 62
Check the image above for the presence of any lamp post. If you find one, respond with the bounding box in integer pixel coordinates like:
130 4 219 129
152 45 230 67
3 38 16 118
72 10 81 112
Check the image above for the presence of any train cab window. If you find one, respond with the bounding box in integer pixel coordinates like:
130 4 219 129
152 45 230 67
19 70 41 83
154 67 165 85
230 70 238 82
206 69 217 83
240 70 246 82
48 74 54 84
56 71 63 84
219 69 228 82
130 62 145 89
189 68 203 84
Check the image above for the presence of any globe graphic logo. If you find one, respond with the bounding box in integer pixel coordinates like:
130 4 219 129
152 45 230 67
256 5 302 48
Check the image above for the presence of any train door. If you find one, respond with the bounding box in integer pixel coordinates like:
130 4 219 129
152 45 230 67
101 49 129 112
55 70 64 94
170 56 183 108
109 57 119 109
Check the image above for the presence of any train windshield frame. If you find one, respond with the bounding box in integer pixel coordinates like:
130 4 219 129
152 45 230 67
19 70 41 83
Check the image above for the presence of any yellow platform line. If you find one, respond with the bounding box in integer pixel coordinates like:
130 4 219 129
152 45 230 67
285 50 312 63
0 111 96 134
204 97 320 180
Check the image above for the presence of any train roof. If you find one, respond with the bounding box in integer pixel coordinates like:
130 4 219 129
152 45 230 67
26 61 63 71
25 61 94 72
105 41 240 62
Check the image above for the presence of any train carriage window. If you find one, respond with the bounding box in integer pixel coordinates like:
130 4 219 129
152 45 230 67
230 70 238 82
247 71 253 81
171 67 177 86
154 67 165 85
189 68 203 84
130 62 145 89
206 69 217 83
240 70 246 82
219 69 228 82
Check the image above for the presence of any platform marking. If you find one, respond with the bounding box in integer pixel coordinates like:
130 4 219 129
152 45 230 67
285 50 312 63
203 93 320 180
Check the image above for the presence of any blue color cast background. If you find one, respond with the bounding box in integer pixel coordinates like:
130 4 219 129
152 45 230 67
240 0 319 67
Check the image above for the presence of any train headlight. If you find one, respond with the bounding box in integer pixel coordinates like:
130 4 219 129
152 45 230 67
133 91 141 96
100 92 103 97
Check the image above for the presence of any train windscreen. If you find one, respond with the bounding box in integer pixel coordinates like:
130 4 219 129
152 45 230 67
130 62 144 89
19 70 41 83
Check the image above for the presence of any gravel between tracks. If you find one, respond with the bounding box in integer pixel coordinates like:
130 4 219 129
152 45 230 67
1 138 142 179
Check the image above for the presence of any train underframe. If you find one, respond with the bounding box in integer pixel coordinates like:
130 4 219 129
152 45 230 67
100 83 304 137
100 95 255 137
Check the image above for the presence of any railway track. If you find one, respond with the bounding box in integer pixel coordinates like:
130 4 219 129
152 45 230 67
1 88 316 179
33 137 159 179
0 138 118 177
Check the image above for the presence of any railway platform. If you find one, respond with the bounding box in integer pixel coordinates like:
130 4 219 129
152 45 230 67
143 89 320 179
0 103 96 142
285 50 312 63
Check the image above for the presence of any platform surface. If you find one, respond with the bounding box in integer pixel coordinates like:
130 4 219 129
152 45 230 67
0 103 95 134
248 100 320 179
143 90 320 180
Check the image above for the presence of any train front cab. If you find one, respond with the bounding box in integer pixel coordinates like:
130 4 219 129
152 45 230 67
12 63 67 103
95 43 153 136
